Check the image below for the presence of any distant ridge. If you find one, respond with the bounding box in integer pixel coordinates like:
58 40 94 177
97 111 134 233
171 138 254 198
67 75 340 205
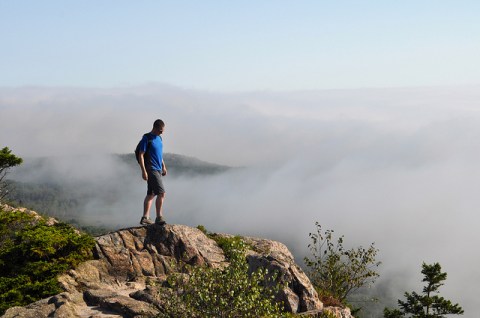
5 153 231 232
119 152 231 176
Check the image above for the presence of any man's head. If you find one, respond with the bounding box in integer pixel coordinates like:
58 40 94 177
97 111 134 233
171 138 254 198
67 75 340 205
152 119 165 135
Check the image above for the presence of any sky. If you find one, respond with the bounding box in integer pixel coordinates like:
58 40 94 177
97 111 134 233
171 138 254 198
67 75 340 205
1 1 480 91
2 1 480 317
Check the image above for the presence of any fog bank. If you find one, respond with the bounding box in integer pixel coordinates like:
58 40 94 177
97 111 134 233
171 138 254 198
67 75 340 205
2 85 479 316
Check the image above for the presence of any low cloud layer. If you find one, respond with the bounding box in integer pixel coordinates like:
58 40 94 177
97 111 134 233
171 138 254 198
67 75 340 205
2 84 480 316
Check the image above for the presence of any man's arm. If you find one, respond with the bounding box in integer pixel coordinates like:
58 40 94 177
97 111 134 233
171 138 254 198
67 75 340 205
161 159 167 176
139 152 148 180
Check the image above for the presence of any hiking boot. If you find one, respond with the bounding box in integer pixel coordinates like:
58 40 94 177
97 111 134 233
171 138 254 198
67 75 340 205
155 216 166 225
140 216 154 225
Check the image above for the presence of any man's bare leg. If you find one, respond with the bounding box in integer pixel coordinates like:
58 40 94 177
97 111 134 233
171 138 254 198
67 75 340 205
155 193 165 218
143 194 155 218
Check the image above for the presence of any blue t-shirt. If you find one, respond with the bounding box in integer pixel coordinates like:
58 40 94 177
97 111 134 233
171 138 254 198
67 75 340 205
139 133 163 171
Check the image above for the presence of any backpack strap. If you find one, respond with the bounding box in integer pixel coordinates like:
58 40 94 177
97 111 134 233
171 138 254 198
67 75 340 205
144 133 155 154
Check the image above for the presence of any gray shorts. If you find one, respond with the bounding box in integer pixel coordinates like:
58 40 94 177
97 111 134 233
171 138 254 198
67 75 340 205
147 170 165 195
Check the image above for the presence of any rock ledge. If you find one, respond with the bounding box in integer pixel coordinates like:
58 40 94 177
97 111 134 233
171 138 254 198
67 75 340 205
2 223 354 318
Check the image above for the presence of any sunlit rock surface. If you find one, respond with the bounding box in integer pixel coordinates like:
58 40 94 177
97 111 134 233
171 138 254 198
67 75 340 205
2 220 353 317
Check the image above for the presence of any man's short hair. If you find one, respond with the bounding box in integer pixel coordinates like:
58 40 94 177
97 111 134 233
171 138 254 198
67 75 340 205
153 119 165 129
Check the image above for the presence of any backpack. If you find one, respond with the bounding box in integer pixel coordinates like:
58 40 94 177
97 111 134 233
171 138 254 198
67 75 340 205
135 133 155 165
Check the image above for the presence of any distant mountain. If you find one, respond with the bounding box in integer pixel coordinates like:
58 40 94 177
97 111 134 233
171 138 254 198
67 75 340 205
120 152 231 176
5 153 231 234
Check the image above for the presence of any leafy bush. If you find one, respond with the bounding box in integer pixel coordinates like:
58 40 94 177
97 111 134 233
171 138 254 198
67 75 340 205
0 207 95 314
304 222 381 307
158 235 290 318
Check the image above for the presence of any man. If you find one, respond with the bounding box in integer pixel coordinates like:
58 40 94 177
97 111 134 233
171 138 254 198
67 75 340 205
138 119 168 225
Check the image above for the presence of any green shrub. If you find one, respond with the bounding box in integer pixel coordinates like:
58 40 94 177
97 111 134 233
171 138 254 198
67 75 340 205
158 235 289 318
196 224 208 235
304 222 380 307
0 207 95 314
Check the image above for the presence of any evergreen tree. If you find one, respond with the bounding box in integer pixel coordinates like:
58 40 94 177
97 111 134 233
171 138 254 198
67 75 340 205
0 147 23 203
384 262 464 318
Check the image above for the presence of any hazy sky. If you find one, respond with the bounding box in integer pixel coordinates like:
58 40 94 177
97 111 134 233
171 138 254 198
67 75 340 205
1 1 480 91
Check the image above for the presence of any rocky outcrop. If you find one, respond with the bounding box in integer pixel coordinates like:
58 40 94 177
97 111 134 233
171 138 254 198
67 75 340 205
242 236 322 313
2 223 351 318
0 203 58 226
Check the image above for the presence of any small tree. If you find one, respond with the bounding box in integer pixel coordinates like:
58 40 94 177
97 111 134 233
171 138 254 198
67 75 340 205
0 147 23 203
384 262 464 318
304 222 381 305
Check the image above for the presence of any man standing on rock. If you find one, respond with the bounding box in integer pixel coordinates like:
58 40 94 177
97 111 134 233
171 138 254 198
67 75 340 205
138 119 168 225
